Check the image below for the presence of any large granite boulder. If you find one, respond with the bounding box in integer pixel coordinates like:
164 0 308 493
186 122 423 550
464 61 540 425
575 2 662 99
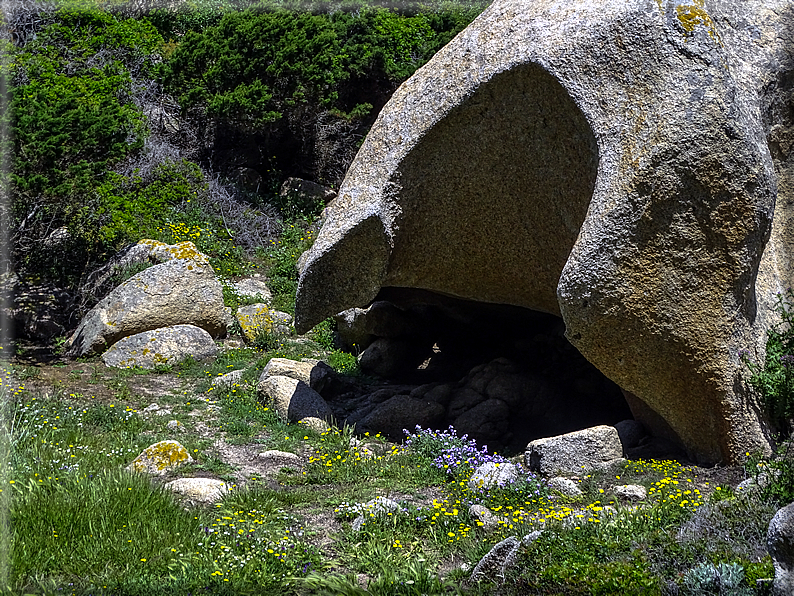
294 0 794 464
66 244 225 357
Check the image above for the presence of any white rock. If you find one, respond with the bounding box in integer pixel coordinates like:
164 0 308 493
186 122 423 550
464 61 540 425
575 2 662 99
165 477 229 503
525 425 623 477
102 324 218 369
612 484 647 501
468 462 519 490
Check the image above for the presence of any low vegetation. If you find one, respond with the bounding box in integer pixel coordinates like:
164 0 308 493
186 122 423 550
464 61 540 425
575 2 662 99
0 327 790 594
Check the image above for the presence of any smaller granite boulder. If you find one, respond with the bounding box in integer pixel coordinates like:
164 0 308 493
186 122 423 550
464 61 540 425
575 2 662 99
232 278 272 302
769 501 794 596
259 358 333 392
352 496 401 531
236 304 274 343
525 425 623 477
357 395 445 441
102 324 218 369
468 462 519 491
612 484 647 501
127 440 193 475
547 477 583 498
469 504 501 532
211 369 246 390
165 478 228 503
258 375 333 423
66 244 225 357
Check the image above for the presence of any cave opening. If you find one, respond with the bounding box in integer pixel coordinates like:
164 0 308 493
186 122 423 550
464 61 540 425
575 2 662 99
322 287 634 456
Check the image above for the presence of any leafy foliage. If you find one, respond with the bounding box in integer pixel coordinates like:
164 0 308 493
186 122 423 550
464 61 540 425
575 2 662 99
743 288 794 434
7 8 164 283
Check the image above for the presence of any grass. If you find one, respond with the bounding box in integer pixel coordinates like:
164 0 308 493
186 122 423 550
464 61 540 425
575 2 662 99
0 354 785 595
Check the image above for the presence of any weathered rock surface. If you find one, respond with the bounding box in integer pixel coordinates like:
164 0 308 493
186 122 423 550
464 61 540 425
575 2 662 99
768 501 794 596
126 440 193 475
468 462 519 490
547 477 583 498
232 278 272 302
165 477 228 503
294 0 794 464
525 425 623 477
356 395 445 441
259 358 332 392
67 244 225 356
102 324 218 369
258 375 333 423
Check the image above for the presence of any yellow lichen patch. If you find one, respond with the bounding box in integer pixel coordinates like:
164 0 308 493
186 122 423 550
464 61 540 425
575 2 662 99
166 241 210 265
676 1 720 43
237 305 274 343
139 238 168 249
130 440 192 474
137 239 210 266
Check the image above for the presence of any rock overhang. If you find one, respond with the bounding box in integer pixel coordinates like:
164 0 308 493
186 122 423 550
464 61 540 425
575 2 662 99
295 0 794 464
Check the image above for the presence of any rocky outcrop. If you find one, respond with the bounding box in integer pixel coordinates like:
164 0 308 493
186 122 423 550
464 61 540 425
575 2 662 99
525 425 623 477
102 324 219 369
294 0 794 464
259 358 333 392
66 243 225 357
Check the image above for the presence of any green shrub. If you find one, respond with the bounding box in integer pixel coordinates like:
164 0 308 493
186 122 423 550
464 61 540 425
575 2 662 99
7 7 164 284
742 288 794 434
163 10 347 130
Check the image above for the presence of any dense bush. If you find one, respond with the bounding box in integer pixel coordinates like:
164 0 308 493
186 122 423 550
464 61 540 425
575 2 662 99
6 7 164 284
160 5 482 183
4 1 485 300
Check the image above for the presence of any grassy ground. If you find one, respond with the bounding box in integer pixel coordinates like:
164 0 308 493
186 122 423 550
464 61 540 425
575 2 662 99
0 337 783 595
1 218 785 595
